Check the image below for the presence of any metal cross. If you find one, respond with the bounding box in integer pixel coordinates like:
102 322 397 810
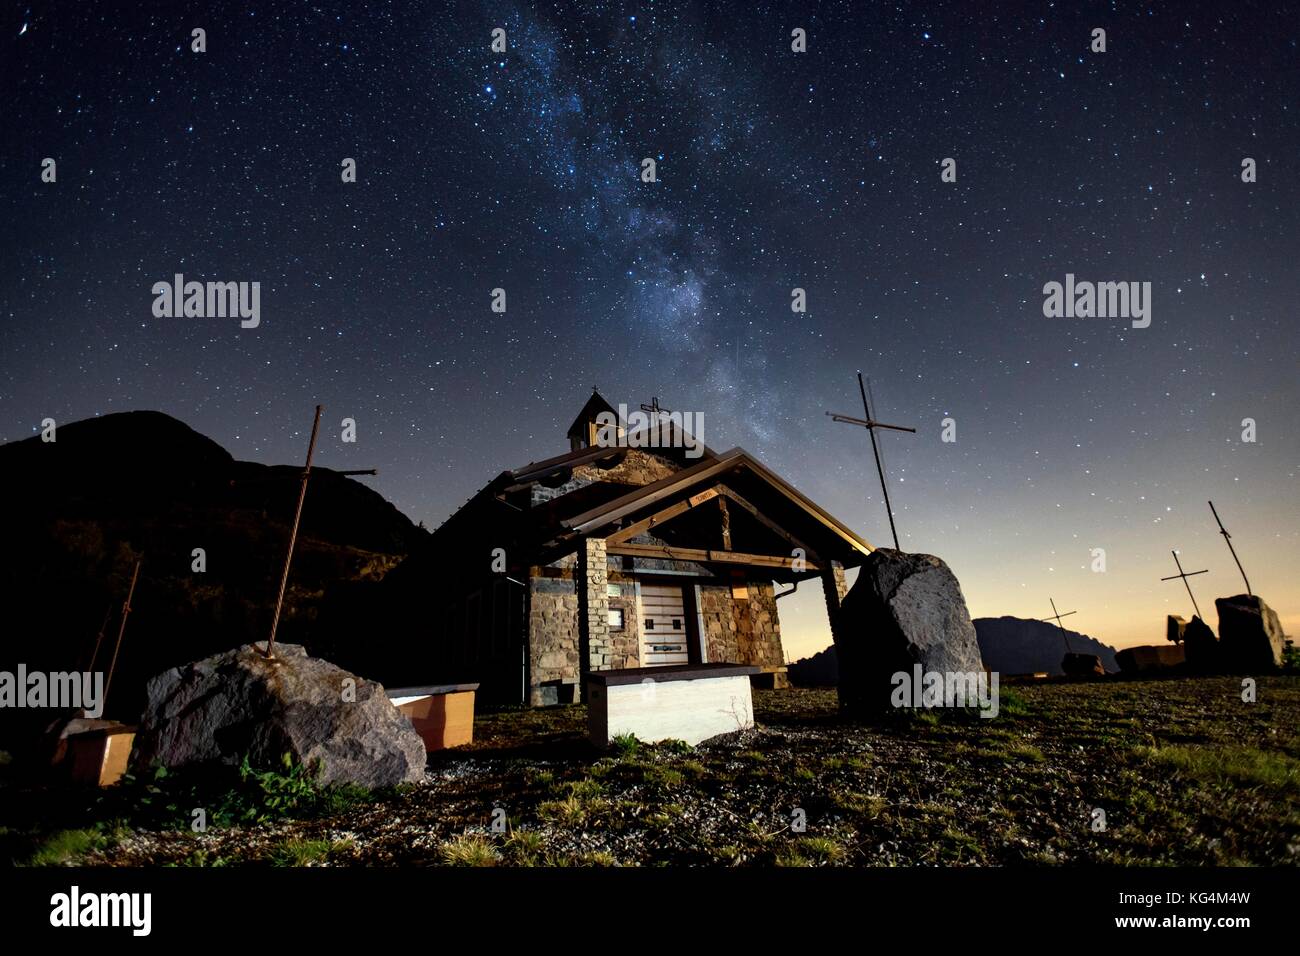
1039 598 1078 653
1161 549 1209 619
1208 500 1251 596
266 405 323 658
826 372 915 550
640 396 672 419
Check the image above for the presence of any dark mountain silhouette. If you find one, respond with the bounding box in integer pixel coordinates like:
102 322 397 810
0 411 429 753
787 616 1119 686
786 644 840 687
974 617 1119 674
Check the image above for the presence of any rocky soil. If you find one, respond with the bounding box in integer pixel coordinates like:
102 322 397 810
9 677 1300 867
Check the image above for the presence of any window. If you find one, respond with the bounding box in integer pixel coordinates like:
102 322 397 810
608 608 625 630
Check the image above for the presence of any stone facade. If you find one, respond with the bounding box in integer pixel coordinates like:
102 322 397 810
572 450 679 487
418 396 857 707
604 571 642 670
527 570 580 706
698 580 784 669
527 552 788 703
579 538 611 673
820 561 849 648
518 446 798 705
530 450 680 506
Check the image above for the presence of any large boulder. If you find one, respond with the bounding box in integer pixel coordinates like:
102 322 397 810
1215 594 1285 671
1116 644 1185 674
832 549 985 712
133 643 426 787
1182 615 1220 673
1062 652 1105 678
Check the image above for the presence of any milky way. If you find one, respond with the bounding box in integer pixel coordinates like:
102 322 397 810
2 2 1297 654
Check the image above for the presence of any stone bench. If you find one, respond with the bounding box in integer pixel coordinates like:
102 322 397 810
388 684 479 752
585 663 759 748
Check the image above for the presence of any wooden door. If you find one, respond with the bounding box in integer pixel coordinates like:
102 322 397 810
640 583 690 665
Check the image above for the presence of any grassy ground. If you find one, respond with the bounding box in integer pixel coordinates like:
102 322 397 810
5 677 1299 866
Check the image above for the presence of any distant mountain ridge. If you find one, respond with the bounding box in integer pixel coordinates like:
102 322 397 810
0 410 430 749
972 616 1119 675
787 616 1120 686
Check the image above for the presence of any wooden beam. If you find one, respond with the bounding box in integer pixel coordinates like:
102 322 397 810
718 497 732 551
716 485 818 561
605 541 821 571
606 487 721 545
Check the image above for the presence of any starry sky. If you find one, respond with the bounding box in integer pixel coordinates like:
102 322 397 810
2 1 1297 659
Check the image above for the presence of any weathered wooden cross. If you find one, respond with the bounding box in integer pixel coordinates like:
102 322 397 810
1208 500 1251 596
1039 598 1078 653
826 372 915 550
1161 549 1209 619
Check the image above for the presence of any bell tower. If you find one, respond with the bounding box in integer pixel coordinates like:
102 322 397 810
565 389 621 451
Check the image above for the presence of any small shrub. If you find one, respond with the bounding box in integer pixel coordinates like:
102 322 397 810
611 734 641 757
439 833 502 866
101 753 375 831
506 830 545 864
538 796 587 824
656 739 694 755
269 838 336 867
174 848 228 867
22 828 105 867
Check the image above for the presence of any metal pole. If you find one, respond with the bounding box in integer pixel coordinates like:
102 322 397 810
1171 550 1202 619
86 603 113 672
1050 598 1071 653
266 404 323 658
857 372 901 550
103 559 141 712
1208 500 1251 596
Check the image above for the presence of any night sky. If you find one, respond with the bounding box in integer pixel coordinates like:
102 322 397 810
2 2 1297 658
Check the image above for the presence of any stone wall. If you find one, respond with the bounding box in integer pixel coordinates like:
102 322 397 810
741 581 785 669
821 562 849 650
531 450 680 506
605 570 641 669
527 571 579 705
698 580 785 669
529 550 787 702
699 584 741 663
579 538 611 673
572 450 679 487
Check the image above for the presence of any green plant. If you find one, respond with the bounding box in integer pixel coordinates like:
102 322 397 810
656 739 694 755
101 752 373 831
505 830 545 864
171 848 229 867
439 833 501 866
611 734 641 757
269 838 340 867
21 828 106 867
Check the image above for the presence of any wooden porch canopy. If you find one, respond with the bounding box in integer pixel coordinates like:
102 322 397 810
549 448 874 580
